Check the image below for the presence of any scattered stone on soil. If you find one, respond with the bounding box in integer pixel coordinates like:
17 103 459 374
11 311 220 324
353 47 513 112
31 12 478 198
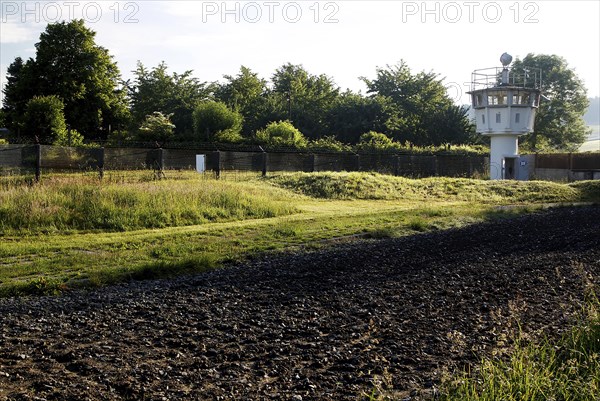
1 206 599 400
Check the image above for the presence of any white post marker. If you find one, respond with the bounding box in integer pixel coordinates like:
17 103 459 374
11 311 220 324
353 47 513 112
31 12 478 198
196 154 206 173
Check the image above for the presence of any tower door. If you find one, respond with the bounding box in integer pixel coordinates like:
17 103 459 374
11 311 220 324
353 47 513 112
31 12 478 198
504 157 517 180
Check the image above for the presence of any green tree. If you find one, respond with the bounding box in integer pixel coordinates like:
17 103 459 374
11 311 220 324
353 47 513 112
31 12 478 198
53 128 85 147
0 109 8 144
270 63 340 139
255 120 307 149
1 57 37 136
512 54 590 151
10 20 130 139
192 101 243 143
129 62 213 138
217 66 266 111
138 112 176 144
361 61 472 146
326 91 398 144
215 66 269 136
22 95 67 144
427 104 476 145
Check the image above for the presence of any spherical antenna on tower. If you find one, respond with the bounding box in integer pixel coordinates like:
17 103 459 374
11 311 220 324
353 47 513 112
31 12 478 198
500 52 513 67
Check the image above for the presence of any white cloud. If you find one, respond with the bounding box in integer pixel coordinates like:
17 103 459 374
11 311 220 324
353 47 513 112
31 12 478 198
0 20 42 43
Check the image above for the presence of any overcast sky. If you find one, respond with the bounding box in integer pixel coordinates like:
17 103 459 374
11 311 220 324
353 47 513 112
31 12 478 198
1 0 599 106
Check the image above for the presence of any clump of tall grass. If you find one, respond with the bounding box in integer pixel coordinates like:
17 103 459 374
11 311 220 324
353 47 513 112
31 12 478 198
443 263 599 401
361 279 600 401
269 172 600 204
442 299 600 401
0 173 296 234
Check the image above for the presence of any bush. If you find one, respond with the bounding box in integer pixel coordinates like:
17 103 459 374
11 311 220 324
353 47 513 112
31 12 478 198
307 136 352 152
193 101 243 143
355 131 400 152
255 120 307 149
23 95 68 143
53 128 85 147
138 111 176 143
106 129 133 145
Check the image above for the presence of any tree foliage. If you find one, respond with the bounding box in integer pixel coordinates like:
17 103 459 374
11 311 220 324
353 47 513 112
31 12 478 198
307 136 352 152
513 54 590 151
2 57 36 135
2 20 130 140
270 63 340 139
361 61 473 146
129 62 213 138
215 66 269 136
5 21 585 151
326 92 397 144
192 101 243 143
356 131 399 152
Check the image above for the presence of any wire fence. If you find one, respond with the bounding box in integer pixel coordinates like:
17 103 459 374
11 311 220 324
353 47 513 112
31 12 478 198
0 143 492 181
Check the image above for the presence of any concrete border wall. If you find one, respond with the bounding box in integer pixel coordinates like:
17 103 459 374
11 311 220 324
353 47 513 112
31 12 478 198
519 153 600 181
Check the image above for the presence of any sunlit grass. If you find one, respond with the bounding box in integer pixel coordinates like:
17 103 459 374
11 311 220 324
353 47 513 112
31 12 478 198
1 171 598 296
0 171 296 234
361 265 600 401
2 170 599 400
269 171 600 203
441 295 600 401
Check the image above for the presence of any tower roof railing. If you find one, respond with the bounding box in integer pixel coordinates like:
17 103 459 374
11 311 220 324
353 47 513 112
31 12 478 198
470 66 542 91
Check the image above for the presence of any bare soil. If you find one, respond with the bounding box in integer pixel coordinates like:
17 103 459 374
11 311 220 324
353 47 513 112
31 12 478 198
1 206 599 401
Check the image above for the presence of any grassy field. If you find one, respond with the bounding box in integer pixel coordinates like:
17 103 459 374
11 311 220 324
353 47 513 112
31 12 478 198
1 171 599 297
2 170 599 400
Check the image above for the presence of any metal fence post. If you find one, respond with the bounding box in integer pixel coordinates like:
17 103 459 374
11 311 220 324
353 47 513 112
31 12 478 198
35 143 41 183
98 147 105 180
262 151 268 177
468 157 473 177
158 147 164 171
152 147 165 180
215 150 221 179
569 152 574 171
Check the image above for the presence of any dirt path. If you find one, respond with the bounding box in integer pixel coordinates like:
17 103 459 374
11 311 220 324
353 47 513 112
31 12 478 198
1 206 599 400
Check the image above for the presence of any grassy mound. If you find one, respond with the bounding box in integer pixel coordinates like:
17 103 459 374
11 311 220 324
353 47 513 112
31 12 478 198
269 172 600 203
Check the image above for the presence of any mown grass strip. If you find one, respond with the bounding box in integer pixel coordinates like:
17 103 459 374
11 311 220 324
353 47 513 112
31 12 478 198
0 201 524 297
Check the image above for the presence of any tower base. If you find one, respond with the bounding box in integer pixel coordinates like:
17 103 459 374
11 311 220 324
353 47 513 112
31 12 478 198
488 135 519 180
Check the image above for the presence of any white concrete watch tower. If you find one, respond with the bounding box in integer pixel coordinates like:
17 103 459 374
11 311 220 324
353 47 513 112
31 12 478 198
468 53 542 180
